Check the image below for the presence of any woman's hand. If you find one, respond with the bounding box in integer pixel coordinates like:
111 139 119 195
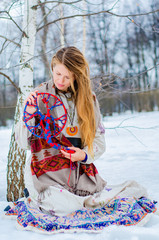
60 146 86 162
24 90 39 115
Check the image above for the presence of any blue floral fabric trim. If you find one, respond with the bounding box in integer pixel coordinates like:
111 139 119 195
5 197 157 233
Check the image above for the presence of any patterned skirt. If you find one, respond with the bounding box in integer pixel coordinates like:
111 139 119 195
4 179 157 234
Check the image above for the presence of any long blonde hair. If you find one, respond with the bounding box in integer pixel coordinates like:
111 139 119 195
51 46 96 155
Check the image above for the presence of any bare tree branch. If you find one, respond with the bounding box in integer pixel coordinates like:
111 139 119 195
0 44 63 71
0 11 28 37
105 116 159 146
37 8 159 32
0 72 21 93
0 35 21 47
92 62 159 83
32 0 82 9
110 0 120 10
37 2 58 29
0 39 8 54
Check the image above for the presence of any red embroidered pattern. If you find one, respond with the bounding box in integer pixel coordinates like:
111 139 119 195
30 134 71 153
80 164 98 177
31 154 77 177
30 133 98 179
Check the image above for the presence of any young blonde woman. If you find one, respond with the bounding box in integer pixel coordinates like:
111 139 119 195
15 46 107 214
13 46 157 232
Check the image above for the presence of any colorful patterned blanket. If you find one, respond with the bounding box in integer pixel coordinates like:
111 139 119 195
4 196 157 234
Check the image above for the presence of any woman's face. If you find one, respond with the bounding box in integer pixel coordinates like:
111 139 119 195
53 63 75 92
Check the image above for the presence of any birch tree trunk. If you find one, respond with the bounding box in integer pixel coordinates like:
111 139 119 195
7 0 38 202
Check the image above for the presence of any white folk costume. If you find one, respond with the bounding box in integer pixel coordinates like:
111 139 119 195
4 80 158 233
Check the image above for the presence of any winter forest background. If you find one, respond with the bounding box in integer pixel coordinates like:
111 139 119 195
0 0 159 127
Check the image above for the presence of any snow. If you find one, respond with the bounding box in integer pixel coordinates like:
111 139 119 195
0 111 159 239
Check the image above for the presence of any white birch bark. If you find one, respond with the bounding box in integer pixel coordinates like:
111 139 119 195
7 0 38 201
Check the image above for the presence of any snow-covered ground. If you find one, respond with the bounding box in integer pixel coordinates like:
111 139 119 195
0 111 159 240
